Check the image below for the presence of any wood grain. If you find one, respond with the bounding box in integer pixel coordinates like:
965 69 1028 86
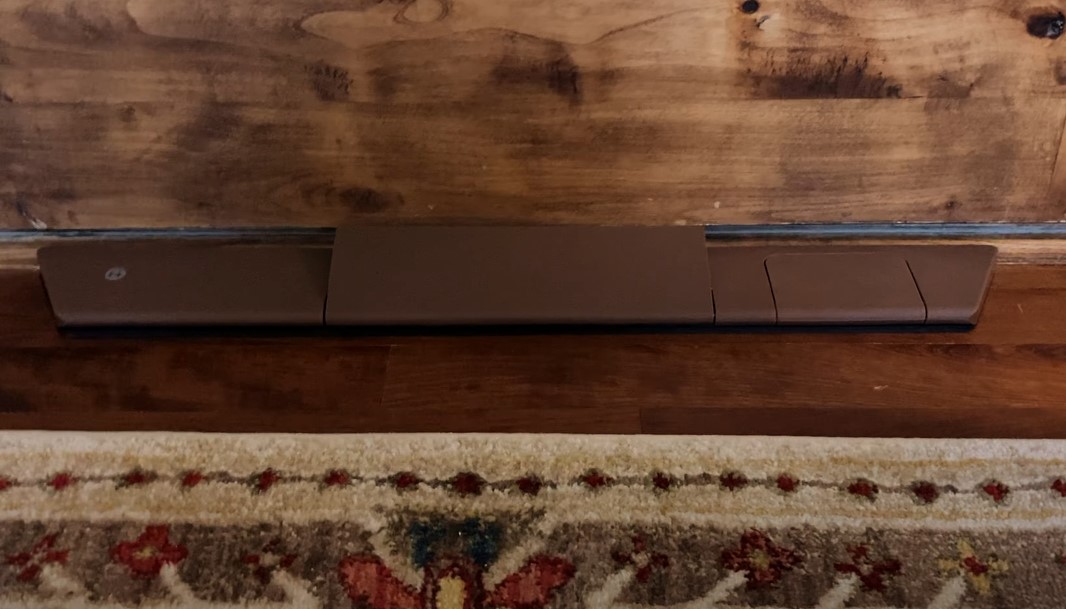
3 263 1066 436
5 0 1065 103
3 0 1066 227
0 342 391 418
0 407 641 433
641 407 1066 438
2 99 1062 228
381 341 1066 411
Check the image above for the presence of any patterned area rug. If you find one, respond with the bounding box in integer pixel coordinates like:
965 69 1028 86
1 433 1065 608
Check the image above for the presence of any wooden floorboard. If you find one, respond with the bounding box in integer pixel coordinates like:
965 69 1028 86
2 265 1066 436
5 1 1066 227
640 407 1066 438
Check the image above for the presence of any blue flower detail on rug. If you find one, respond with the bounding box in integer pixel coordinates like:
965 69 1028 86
409 518 502 569
340 518 574 609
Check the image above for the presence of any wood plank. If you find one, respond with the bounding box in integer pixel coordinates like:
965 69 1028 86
0 407 640 433
0 268 637 432
1 263 1066 436
641 407 1066 438
2 99 1063 228
0 242 44 270
380 341 1066 414
3 0 1066 227
0 341 391 425
3 0 1064 104
0 268 55 346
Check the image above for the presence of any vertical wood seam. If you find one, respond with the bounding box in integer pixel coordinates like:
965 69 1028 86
376 345 395 411
1045 100 1066 220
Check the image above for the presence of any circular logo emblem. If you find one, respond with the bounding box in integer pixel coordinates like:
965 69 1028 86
104 266 127 281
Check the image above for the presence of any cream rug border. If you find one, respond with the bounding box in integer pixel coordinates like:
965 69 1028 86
1 432 1064 482
0 433 1064 531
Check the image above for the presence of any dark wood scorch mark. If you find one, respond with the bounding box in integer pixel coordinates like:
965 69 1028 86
175 104 242 152
306 61 352 102
751 54 902 99
930 75 974 98
338 187 403 213
491 37 582 106
294 182 405 214
369 66 400 101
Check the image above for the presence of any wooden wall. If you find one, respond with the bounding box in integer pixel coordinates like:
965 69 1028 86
2 0 1066 229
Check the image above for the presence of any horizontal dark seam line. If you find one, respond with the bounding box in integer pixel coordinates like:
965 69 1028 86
1 222 1066 243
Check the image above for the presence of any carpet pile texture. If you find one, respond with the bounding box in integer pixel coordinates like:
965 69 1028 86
0 433 1065 608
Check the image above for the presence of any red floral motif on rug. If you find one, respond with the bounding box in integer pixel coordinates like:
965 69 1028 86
720 530 803 589
111 526 189 578
339 555 574 609
5 534 68 583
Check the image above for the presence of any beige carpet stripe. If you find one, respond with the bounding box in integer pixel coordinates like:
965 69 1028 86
1 482 1064 530
1 433 1065 486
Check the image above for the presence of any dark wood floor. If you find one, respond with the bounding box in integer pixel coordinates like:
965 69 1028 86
2 265 1066 437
